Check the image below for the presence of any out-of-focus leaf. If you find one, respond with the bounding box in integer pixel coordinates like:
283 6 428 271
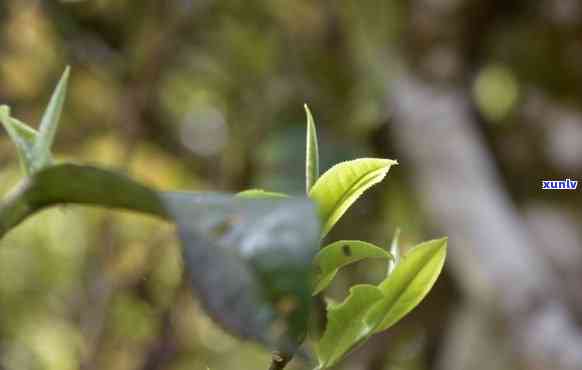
31 67 70 171
387 228 401 276
304 104 319 194
313 240 392 294
237 189 289 198
163 193 320 350
0 106 39 175
366 238 447 332
316 285 384 369
309 158 397 237
0 163 322 352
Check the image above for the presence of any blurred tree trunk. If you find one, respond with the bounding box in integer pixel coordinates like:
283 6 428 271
388 69 582 370
384 1 582 369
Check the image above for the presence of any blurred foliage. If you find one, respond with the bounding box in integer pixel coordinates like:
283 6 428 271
1 1 581 370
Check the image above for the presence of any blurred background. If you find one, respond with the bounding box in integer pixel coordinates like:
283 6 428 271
1 1 581 369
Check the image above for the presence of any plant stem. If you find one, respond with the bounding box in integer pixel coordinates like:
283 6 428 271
0 164 169 238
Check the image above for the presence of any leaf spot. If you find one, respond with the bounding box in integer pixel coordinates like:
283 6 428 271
342 245 352 256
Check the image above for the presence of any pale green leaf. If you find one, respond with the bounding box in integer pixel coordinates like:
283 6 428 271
309 158 397 237
0 105 39 175
366 238 447 333
304 104 319 194
316 285 384 369
237 189 289 199
313 240 392 294
387 228 401 276
31 67 70 171
0 106 37 143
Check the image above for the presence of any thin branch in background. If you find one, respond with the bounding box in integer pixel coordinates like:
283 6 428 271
268 352 292 370
140 306 178 370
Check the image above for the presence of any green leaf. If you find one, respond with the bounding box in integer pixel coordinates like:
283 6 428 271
0 106 38 143
31 67 70 171
237 189 289 199
0 164 167 237
1 68 70 174
0 164 321 352
316 285 384 369
0 106 39 175
366 238 447 333
304 104 319 194
313 240 392 294
387 228 401 276
309 158 397 237
163 193 320 351
4 115 38 143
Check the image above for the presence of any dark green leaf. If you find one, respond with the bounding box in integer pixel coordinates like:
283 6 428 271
0 164 321 351
163 193 320 350
0 163 167 237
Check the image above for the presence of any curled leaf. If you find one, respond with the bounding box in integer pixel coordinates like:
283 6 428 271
313 240 392 294
309 158 397 237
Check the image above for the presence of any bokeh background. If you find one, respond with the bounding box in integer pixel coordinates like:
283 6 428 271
1 1 582 370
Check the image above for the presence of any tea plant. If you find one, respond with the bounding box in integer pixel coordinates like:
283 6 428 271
0 69 447 370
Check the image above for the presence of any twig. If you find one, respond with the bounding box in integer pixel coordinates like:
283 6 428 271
268 352 292 370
